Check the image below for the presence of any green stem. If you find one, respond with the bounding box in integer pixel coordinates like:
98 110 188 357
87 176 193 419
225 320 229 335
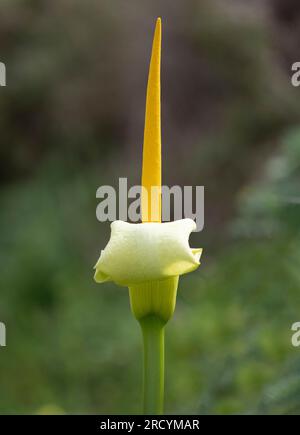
140 315 165 415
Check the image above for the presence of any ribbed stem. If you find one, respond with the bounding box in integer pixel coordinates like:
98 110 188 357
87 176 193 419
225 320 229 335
140 315 164 415
129 277 178 415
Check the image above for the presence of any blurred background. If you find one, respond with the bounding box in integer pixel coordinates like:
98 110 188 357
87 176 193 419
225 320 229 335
0 0 300 414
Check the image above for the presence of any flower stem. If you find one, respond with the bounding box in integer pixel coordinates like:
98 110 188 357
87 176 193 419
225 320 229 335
129 278 178 414
140 315 165 415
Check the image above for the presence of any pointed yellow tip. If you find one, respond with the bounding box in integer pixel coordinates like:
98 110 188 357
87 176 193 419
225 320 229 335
154 18 161 43
141 18 162 223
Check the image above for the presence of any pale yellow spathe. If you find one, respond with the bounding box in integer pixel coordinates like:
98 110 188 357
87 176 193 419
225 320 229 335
94 219 202 286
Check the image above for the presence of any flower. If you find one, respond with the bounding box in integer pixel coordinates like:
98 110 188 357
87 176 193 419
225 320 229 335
93 18 202 309
94 218 202 286
93 18 203 414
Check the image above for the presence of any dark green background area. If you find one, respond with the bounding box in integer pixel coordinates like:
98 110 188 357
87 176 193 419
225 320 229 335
0 0 300 414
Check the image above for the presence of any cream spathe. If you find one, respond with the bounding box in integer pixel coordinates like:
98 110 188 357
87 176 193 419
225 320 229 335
94 218 202 286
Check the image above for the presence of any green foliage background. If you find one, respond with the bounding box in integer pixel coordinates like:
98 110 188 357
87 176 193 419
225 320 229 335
0 0 300 414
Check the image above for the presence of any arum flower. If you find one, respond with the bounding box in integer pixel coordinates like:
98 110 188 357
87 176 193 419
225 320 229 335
94 219 202 286
94 18 202 414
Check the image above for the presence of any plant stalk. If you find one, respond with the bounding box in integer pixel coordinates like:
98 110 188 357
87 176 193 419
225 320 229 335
140 315 165 415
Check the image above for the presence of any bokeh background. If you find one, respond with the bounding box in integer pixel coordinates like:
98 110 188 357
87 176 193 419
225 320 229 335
1 0 300 414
